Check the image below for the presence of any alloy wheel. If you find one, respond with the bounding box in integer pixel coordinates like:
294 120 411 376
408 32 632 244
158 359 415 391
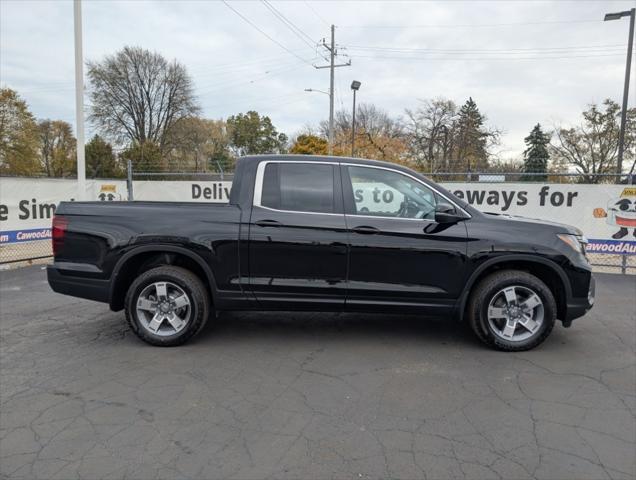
486 285 544 342
135 281 192 336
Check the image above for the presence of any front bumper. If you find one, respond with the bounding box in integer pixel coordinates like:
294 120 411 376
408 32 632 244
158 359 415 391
563 274 595 326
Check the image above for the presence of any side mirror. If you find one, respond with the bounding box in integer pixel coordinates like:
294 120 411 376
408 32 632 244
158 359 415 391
435 202 464 224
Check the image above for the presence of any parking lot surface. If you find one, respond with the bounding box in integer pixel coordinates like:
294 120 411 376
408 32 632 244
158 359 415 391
1 266 634 480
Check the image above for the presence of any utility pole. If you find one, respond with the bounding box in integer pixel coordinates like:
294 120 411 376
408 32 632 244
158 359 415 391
315 25 350 155
73 0 86 200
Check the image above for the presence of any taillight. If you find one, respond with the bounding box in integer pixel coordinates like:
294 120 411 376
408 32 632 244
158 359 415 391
52 215 68 256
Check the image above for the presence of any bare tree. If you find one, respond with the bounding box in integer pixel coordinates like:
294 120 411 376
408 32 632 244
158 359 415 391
87 46 200 149
404 97 501 172
550 99 635 183
404 98 457 171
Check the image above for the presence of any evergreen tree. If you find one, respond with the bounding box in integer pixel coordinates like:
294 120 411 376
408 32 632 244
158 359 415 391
523 123 550 181
86 135 121 178
121 141 163 172
453 97 490 172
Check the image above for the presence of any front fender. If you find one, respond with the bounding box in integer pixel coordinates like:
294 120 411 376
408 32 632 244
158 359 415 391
454 254 572 322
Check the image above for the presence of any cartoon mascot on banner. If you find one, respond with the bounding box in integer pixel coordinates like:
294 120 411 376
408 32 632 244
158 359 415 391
593 187 636 239
97 184 122 202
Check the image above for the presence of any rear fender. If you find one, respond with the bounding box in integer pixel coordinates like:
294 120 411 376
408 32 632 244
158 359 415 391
108 244 218 310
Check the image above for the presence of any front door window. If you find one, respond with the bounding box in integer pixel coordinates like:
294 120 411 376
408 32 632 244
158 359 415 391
347 166 438 220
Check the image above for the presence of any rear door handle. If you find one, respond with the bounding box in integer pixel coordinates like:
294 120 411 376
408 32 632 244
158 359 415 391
255 219 282 227
351 225 380 235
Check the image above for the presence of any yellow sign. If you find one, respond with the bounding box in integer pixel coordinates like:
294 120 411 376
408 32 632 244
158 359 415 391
620 187 636 198
100 184 117 193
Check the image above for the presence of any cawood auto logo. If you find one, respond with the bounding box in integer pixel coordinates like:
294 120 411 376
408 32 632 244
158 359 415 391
591 187 636 254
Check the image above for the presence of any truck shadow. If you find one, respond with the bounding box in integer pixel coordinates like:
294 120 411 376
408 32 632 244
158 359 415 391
195 311 481 348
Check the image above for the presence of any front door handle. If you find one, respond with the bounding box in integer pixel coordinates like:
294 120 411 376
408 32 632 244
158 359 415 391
255 219 282 227
351 225 380 235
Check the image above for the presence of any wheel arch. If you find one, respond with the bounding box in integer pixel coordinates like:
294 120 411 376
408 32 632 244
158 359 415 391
108 245 218 311
456 255 571 323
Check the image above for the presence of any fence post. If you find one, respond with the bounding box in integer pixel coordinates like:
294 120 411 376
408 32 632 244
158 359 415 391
126 159 134 201
216 160 224 181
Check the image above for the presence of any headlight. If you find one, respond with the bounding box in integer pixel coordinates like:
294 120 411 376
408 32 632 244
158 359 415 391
557 234 588 255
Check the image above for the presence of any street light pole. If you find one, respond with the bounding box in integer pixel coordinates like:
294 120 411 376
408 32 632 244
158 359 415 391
73 0 86 200
350 80 361 157
605 8 635 177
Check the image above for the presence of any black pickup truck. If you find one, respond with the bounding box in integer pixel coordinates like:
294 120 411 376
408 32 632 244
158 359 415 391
48 155 595 351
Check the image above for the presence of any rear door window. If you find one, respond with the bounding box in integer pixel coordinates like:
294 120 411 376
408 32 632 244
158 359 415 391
261 163 336 214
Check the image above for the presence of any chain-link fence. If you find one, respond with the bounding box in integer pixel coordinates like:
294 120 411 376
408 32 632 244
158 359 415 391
2 169 634 274
0 241 52 266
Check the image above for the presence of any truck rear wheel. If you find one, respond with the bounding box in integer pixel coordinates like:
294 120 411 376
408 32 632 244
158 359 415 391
125 266 210 346
467 270 556 351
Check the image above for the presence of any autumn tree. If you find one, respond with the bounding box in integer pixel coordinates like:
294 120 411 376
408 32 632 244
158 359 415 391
165 117 233 171
0 88 41 175
550 99 635 182
522 124 550 181
38 119 77 177
322 103 408 164
290 134 328 155
86 135 121 178
87 46 200 149
226 111 287 156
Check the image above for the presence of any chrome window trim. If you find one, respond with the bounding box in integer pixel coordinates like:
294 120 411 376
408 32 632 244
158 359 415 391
252 159 471 220
342 162 471 219
254 205 343 217
253 160 341 216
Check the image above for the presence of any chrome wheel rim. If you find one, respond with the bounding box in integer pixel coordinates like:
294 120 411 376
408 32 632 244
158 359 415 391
136 282 191 337
487 285 544 342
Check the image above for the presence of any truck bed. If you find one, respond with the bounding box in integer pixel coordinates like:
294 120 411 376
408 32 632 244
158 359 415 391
52 200 243 292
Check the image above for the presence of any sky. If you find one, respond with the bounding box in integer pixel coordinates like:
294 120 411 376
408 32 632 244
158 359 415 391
1 0 634 159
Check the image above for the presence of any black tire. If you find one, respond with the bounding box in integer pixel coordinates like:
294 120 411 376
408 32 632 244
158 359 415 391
467 270 556 351
125 266 210 346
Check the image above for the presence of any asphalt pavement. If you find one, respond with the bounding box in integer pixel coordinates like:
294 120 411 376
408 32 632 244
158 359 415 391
1 265 634 479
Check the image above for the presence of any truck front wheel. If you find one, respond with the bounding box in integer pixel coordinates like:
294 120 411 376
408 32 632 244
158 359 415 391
125 266 210 346
467 270 556 351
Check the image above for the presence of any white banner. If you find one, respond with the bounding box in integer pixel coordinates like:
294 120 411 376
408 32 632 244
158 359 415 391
0 178 634 254
445 183 635 255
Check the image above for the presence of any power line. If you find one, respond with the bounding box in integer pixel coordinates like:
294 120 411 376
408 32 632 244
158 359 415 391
221 0 315 66
340 19 602 29
197 58 317 95
202 92 308 112
261 0 317 50
343 44 628 54
304 1 329 28
188 51 313 75
348 52 625 61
